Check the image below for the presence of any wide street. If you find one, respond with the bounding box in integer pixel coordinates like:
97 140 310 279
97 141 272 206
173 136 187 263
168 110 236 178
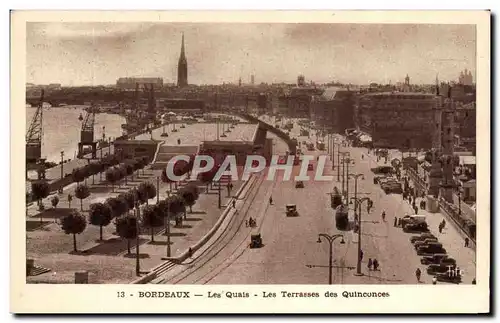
156 117 476 285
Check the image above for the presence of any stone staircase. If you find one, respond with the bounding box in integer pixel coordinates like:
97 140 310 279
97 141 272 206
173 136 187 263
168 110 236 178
151 144 199 170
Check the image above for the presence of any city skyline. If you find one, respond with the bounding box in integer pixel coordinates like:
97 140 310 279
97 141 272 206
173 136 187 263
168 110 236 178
27 22 476 86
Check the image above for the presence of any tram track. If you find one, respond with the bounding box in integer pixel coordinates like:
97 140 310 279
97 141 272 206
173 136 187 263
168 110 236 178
158 174 270 284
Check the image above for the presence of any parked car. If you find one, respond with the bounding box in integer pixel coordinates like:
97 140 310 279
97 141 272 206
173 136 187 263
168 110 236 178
411 233 437 244
382 182 403 194
435 272 462 284
417 243 447 256
371 166 394 175
420 253 448 265
427 263 457 275
414 238 439 250
401 215 427 227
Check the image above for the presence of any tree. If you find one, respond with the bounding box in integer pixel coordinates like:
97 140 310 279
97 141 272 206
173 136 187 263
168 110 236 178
89 162 102 185
74 184 91 211
133 157 145 175
89 202 112 240
138 182 156 205
59 210 87 252
167 195 186 223
105 167 120 192
157 199 171 233
124 161 135 181
31 180 50 224
51 195 59 208
200 168 217 192
72 167 86 186
122 190 137 214
105 196 128 219
178 184 199 213
141 204 164 242
115 215 138 254
118 163 128 185
67 193 73 209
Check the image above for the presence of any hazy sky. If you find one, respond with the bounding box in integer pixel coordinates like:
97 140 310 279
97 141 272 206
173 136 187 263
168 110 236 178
26 22 476 86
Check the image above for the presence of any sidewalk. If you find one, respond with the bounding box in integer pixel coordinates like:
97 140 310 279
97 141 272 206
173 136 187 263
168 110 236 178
340 147 476 284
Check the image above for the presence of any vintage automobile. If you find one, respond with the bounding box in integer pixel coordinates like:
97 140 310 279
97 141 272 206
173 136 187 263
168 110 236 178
335 204 349 231
422 255 456 266
373 175 388 184
286 204 299 217
416 243 447 256
295 181 305 188
414 238 439 250
411 233 437 244
371 166 394 175
401 215 427 227
427 263 457 275
250 233 263 248
382 183 403 194
420 253 449 265
436 272 462 284
330 187 343 208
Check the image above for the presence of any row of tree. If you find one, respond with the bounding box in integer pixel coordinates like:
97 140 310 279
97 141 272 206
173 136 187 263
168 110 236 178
72 155 150 187
160 155 223 193
59 182 201 253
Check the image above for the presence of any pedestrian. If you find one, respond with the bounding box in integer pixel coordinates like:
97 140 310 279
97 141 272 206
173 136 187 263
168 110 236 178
441 219 446 229
359 250 364 262
394 217 398 227
414 206 418 214
372 259 379 271
367 258 373 271
245 220 248 227
465 237 470 247
432 276 437 285
416 268 421 282
269 196 273 205
232 200 236 208
397 217 402 227
438 224 443 234
188 247 193 258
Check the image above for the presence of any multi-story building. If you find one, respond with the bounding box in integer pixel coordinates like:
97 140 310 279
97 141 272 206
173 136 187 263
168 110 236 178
277 86 322 118
310 87 355 134
356 92 439 149
116 77 163 90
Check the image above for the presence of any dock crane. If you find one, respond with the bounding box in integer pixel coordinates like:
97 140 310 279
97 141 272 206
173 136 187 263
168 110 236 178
77 103 98 159
26 90 46 179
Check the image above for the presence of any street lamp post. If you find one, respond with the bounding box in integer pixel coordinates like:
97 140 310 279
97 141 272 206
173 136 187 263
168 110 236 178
218 179 222 209
156 176 160 204
348 173 366 277
344 157 355 203
135 203 141 276
317 233 345 284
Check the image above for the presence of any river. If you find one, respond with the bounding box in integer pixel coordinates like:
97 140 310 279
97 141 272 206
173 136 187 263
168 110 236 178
26 106 125 164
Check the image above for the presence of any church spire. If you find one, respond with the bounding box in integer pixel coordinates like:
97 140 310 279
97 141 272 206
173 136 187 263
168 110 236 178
180 33 186 59
177 33 188 87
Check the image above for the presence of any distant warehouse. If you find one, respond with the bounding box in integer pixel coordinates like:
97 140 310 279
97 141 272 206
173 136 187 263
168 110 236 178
116 77 164 90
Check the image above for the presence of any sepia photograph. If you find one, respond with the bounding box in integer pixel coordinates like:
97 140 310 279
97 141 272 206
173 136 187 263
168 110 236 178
11 10 490 314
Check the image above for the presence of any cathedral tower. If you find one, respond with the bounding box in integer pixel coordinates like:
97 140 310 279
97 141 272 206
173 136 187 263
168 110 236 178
177 33 188 87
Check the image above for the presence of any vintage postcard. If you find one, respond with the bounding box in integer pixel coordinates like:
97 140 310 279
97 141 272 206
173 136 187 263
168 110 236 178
11 10 490 314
